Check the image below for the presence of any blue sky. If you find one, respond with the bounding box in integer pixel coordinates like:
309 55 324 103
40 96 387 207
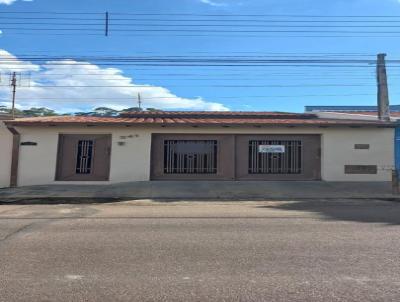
1 0 400 113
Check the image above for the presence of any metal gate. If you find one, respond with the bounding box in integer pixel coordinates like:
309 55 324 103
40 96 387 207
151 134 320 181
164 140 218 174
151 134 235 180
248 140 302 174
236 135 321 180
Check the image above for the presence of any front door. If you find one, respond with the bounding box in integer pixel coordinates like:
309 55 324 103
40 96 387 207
235 135 321 180
151 134 235 180
56 134 111 181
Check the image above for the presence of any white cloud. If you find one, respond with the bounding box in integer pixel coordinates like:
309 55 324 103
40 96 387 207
0 0 33 3
0 50 228 112
200 0 228 7
0 0 17 4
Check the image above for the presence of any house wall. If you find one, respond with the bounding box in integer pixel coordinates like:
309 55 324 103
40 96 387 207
0 121 12 188
13 125 394 186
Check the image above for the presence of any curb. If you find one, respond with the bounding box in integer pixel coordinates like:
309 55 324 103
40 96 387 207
1 196 400 205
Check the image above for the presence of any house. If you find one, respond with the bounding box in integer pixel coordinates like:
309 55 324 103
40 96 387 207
1 111 395 188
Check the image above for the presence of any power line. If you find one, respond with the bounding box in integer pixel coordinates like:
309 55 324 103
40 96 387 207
2 11 400 17
2 12 400 38
0 83 377 88
4 27 400 34
0 93 380 99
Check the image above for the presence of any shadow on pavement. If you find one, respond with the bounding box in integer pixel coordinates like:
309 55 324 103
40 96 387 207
0 197 132 205
257 200 400 225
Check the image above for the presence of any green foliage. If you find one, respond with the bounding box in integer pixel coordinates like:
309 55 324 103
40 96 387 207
146 108 160 112
93 107 119 116
0 106 161 117
21 107 58 117
120 107 143 113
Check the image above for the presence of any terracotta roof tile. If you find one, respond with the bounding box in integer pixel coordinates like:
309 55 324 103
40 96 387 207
120 111 302 116
4 114 395 127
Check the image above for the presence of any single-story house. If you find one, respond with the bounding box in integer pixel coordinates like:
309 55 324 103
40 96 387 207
1 111 396 188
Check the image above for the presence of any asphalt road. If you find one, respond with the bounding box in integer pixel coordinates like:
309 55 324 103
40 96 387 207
0 199 400 302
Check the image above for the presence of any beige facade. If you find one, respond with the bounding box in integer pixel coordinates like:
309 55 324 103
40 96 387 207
0 121 12 188
9 124 394 187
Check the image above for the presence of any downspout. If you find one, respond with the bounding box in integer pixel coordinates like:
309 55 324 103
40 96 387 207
6 126 20 187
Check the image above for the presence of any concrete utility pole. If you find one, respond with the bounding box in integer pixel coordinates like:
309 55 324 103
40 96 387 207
105 11 109 37
137 93 142 110
10 72 17 120
377 53 390 121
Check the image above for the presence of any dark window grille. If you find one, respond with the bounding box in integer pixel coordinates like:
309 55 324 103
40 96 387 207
164 140 218 174
248 140 302 174
76 140 94 174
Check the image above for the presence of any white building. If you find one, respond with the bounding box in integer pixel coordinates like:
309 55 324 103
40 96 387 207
0 111 395 188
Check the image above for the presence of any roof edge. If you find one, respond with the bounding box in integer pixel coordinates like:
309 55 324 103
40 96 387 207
4 120 396 128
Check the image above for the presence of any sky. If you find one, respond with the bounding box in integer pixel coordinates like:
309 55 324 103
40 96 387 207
1 0 400 113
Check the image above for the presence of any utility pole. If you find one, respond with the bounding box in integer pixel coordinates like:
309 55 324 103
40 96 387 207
105 11 109 37
10 72 17 119
137 93 142 110
377 53 390 121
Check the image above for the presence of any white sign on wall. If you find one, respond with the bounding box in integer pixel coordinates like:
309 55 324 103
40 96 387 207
258 145 285 153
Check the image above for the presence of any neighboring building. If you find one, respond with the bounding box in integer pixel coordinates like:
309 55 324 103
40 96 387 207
2 111 395 187
306 105 400 113
0 114 14 188
305 105 400 171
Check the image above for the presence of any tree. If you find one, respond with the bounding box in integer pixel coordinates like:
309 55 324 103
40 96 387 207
22 107 58 117
120 107 143 113
1 106 58 117
92 107 119 117
74 111 94 116
146 108 160 112
0 106 10 114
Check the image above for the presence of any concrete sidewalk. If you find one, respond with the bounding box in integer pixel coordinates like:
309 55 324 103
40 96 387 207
0 181 397 201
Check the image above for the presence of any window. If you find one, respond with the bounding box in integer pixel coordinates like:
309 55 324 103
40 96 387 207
75 140 94 174
248 140 302 174
164 140 218 174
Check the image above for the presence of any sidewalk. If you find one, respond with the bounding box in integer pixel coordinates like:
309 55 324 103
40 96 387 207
0 181 397 201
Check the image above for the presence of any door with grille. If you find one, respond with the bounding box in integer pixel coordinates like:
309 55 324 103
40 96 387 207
164 140 218 174
56 134 111 181
236 135 321 180
151 134 235 180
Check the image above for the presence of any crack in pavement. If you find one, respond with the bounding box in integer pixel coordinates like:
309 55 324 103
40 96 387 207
0 222 36 244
